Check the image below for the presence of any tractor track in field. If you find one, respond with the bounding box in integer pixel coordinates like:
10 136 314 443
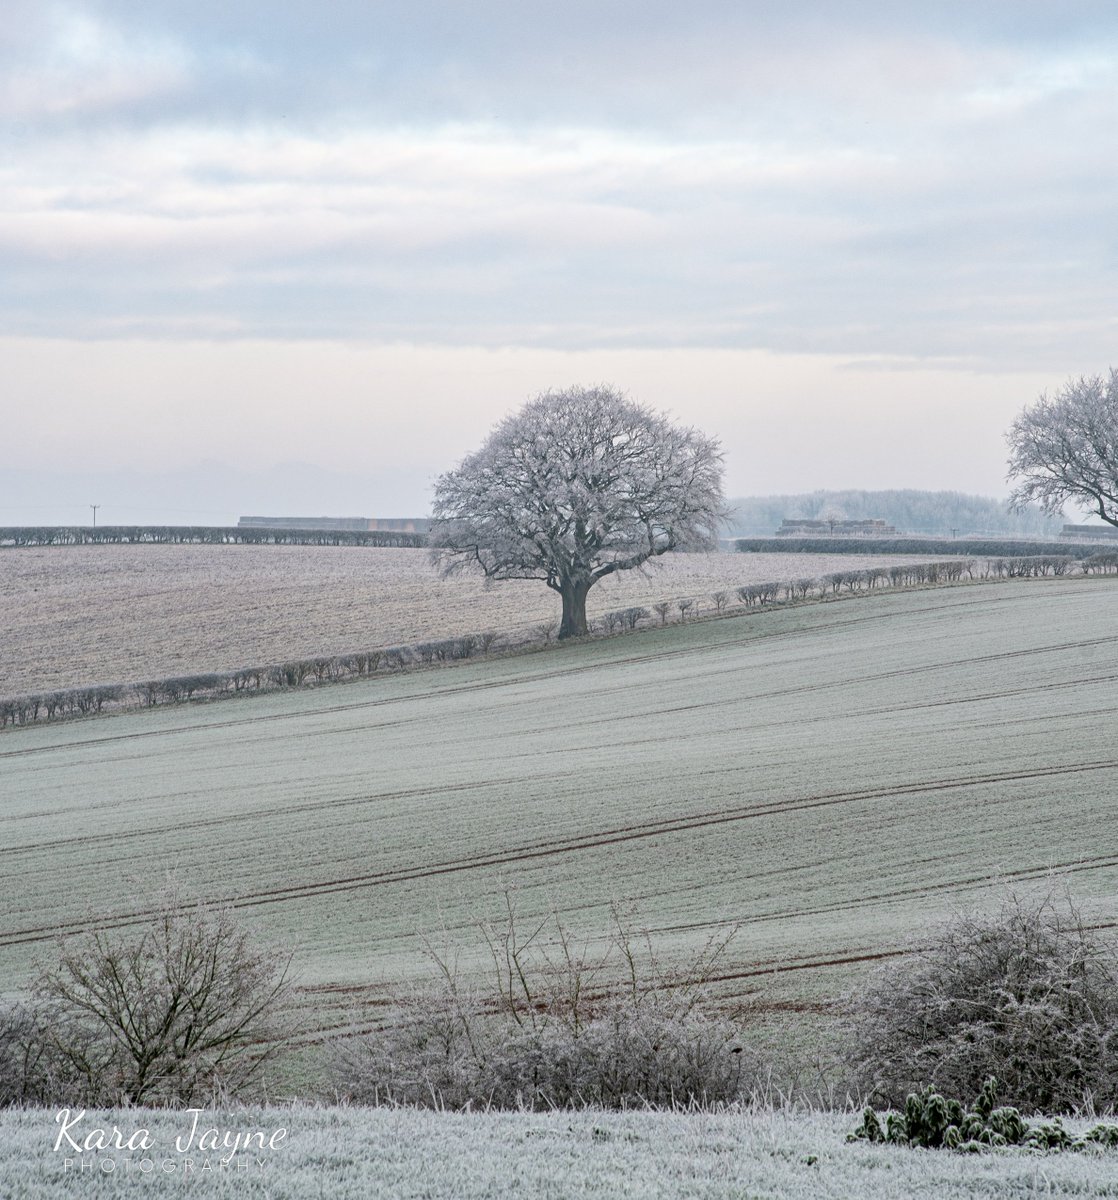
497 672 1118 754
647 855 1118 941
275 914 1118 1045
1 756 1114 949
0 776 502 845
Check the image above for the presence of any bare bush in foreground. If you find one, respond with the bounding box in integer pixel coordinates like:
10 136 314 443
0 1003 55 1106
332 903 759 1110
845 887 1118 1114
32 889 294 1106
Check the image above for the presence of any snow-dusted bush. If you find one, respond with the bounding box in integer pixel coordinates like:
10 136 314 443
332 906 761 1110
846 888 1118 1113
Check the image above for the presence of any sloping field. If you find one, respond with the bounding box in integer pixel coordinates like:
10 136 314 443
1 544 936 695
1 579 1116 1049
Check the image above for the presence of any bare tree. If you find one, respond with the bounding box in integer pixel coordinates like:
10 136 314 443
430 386 725 639
1007 370 1118 527
621 606 649 629
0 1003 53 1105
818 503 846 537
34 889 294 1105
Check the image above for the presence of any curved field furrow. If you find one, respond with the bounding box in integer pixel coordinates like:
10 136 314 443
0 755 1114 950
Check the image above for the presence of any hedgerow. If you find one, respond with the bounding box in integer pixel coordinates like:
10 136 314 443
734 537 1099 558
0 525 425 548
0 557 1107 729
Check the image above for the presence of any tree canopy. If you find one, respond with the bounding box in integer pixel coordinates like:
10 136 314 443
1007 370 1118 528
430 385 725 639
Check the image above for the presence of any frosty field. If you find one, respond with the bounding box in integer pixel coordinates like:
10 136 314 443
3 1105 1118 1199
1 544 934 696
1 577 1116 1052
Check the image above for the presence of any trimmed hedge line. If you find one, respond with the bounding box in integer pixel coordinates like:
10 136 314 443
0 638 487 727
0 525 427 548
733 536 1100 558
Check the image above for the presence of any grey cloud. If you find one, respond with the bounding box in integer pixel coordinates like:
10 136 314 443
0 2 1114 370
6 1 1116 133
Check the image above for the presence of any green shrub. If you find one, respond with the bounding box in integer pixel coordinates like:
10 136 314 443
849 1077 1118 1152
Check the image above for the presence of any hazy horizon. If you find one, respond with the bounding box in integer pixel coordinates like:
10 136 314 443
0 459 1092 530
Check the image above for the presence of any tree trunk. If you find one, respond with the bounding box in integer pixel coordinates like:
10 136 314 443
558 577 591 640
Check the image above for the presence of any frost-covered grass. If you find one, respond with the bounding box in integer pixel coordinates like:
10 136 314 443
3 577 1116 1051
1 543 937 695
2 1104 1117 1199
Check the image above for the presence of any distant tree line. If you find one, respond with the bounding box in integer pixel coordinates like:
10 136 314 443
5 553 1115 730
734 536 1099 558
0 525 427 548
726 489 1062 538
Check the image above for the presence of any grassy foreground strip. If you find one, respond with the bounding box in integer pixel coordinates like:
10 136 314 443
2 1106 1117 1199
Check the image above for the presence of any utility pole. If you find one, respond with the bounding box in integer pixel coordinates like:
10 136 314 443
950 527 958 539
90 504 100 528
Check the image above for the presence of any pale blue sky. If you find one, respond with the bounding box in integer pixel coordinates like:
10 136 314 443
2 2 1114 521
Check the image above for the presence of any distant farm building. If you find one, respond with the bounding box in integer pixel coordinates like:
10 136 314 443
1061 523 1118 541
238 516 432 533
775 519 899 536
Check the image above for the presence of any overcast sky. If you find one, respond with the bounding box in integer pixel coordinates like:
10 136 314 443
3 1 1115 523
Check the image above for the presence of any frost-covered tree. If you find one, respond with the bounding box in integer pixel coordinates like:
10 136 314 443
817 503 846 536
1007 370 1118 527
430 386 725 639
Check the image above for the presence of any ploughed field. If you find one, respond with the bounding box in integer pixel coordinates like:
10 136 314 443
2 544 937 696
2 577 1116 1049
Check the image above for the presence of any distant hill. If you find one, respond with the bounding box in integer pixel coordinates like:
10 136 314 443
725 489 1061 538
